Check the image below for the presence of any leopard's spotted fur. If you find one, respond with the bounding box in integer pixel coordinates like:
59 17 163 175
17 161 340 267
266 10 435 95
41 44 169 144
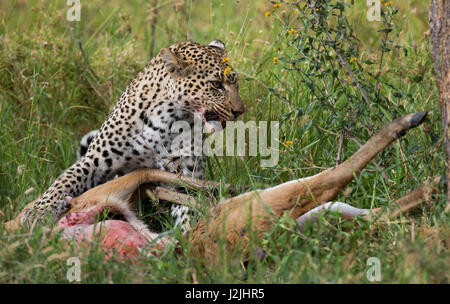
21 40 245 231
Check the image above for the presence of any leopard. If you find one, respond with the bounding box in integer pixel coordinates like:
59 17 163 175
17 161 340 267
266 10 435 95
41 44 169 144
20 40 245 232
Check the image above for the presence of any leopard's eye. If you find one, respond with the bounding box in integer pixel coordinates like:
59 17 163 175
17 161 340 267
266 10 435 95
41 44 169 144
209 81 224 90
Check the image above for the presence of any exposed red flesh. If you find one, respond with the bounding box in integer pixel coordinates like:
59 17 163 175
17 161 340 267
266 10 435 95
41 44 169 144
57 206 164 259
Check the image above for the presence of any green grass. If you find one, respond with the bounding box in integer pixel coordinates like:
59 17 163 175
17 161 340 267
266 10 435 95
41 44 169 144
0 0 448 283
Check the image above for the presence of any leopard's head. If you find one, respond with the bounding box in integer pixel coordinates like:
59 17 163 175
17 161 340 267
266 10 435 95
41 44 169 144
159 40 245 129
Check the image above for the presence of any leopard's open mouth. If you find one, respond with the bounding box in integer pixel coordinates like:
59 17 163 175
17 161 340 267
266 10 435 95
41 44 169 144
204 111 228 129
193 109 225 132
204 111 220 122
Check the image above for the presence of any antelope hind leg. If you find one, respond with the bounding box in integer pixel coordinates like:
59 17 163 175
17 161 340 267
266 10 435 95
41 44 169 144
296 176 440 232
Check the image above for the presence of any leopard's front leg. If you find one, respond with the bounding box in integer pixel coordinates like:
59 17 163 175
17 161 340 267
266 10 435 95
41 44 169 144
20 155 117 226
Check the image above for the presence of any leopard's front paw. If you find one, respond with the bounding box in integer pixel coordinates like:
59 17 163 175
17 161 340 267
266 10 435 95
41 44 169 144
20 194 72 226
53 195 72 219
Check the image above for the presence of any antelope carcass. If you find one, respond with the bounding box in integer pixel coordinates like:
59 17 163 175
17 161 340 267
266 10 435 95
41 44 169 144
5 112 438 261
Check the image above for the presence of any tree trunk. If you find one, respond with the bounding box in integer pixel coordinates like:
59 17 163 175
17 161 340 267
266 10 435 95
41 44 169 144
429 0 450 206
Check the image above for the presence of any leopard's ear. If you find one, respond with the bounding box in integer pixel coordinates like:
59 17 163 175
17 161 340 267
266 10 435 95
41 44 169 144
208 40 225 51
159 48 192 77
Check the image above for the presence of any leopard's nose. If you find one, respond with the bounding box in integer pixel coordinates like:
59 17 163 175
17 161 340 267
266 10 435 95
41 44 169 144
230 90 245 119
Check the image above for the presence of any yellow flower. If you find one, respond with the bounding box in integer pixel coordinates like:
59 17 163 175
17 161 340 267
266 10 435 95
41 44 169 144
222 57 230 63
273 57 279 64
350 57 357 63
265 11 271 17
288 29 297 34
273 3 281 8
385 1 393 6
294 9 299 14
224 66 231 75
285 140 293 146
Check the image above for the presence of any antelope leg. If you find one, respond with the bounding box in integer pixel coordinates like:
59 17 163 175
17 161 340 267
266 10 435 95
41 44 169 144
6 168 219 229
372 176 440 221
257 112 429 220
296 176 440 232
296 202 369 232
67 168 218 213
152 186 201 208
189 112 428 261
